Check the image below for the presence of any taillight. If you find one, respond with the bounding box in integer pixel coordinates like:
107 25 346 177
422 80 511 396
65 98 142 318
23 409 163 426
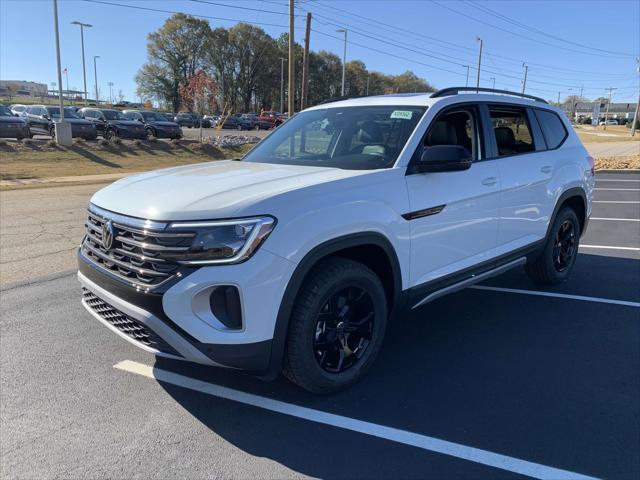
587 155 595 175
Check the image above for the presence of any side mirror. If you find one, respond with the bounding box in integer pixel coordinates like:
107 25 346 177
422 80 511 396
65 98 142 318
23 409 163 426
43 114 50 120
415 145 472 173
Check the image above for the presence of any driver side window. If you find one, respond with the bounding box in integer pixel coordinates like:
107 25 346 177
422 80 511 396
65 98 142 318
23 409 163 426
423 108 478 161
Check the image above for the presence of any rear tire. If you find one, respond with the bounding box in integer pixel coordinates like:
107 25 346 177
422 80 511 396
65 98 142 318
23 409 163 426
283 258 388 394
525 207 580 285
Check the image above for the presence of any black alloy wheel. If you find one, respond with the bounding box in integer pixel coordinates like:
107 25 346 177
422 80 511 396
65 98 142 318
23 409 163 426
553 219 576 272
313 286 375 373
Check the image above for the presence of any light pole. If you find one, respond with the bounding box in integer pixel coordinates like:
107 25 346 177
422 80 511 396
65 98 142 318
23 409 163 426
475 37 483 91
490 77 496 89
336 28 347 96
53 0 71 145
93 56 100 103
71 21 92 105
463 65 470 87
279 57 286 113
108 82 114 104
521 63 528 94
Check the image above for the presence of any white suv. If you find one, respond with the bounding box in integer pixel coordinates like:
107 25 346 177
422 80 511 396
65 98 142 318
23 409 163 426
78 88 594 393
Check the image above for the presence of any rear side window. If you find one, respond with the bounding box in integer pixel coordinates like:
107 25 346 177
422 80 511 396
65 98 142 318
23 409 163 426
488 106 535 157
534 109 567 150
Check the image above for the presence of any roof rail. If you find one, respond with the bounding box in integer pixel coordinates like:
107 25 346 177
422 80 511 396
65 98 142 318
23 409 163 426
430 87 548 104
317 95 362 105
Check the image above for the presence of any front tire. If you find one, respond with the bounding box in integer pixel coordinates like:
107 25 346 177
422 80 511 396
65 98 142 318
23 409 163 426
525 207 580 285
284 258 388 394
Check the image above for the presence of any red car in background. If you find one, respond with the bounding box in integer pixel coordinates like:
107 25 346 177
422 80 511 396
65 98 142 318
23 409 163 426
258 111 287 127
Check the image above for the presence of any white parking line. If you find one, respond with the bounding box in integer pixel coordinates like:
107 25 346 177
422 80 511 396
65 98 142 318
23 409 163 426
580 245 640 252
114 360 597 480
593 201 640 204
590 217 640 222
470 285 640 308
593 188 640 191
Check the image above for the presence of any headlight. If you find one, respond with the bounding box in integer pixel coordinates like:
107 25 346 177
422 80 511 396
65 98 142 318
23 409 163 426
165 216 276 265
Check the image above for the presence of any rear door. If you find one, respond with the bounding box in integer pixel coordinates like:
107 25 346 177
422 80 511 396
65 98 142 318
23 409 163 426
487 104 556 252
405 103 501 288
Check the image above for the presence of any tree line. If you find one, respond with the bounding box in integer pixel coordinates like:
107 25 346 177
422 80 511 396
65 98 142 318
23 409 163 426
135 13 435 113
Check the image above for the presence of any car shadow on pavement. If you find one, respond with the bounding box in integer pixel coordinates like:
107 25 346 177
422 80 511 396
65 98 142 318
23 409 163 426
152 253 639 479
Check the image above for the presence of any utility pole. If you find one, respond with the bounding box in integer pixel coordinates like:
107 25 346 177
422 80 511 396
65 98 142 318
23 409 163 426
475 37 483 91
337 28 348 96
301 13 311 110
603 87 616 130
71 21 91 105
279 58 285 113
108 82 114 104
463 65 469 87
557 91 561 106
64 68 69 103
288 0 295 115
490 77 496 89
632 58 639 137
579 85 584 100
521 63 528 94
93 55 100 103
366 74 370 95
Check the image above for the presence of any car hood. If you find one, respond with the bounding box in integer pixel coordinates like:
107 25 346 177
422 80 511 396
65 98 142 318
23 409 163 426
150 120 180 127
110 120 143 127
65 118 93 125
0 116 25 124
90 160 367 221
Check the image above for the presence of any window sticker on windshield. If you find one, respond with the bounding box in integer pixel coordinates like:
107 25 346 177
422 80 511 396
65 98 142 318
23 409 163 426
390 110 413 120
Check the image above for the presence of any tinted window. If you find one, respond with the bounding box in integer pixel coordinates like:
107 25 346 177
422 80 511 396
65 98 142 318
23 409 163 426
424 108 478 160
0 106 13 116
488 107 535 157
82 110 94 118
534 109 567 150
102 110 124 120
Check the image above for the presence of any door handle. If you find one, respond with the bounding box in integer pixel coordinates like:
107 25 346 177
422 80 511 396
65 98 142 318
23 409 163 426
540 165 553 174
482 176 498 186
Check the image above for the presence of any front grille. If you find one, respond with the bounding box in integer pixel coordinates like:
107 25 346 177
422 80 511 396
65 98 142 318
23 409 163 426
82 288 180 356
81 207 195 289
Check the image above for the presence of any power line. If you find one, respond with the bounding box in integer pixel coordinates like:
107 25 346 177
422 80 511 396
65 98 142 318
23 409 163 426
431 0 634 59
188 0 298 17
465 0 636 58
299 0 635 77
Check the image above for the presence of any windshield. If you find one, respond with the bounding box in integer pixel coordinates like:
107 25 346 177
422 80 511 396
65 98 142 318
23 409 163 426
243 105 426 170
103 110 125 120
46 107 79 119
0 106 13 116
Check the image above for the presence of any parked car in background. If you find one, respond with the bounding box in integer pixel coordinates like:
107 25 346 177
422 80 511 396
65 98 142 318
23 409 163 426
122 110 182 139
78 107 147 139
0 105 30 139
599 119 618 126
241 113 272 130
258 111 287 127
174 112 202 128
9 104 28 117
160 112 176 122
24 105 97 140
217 114 253 130
203 114 220 126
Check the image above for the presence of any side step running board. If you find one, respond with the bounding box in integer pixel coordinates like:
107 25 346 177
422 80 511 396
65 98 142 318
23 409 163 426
411 257 527 309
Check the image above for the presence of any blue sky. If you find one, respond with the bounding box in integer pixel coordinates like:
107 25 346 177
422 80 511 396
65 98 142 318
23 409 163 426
1 0 639 103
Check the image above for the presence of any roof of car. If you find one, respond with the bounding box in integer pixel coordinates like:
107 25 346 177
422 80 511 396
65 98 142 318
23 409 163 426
305 88 556 112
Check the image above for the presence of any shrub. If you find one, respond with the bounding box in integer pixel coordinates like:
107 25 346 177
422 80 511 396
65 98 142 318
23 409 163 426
625 118 639 130
582 117 592 125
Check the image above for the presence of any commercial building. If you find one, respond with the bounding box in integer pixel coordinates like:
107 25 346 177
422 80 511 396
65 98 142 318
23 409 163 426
0 80 48 97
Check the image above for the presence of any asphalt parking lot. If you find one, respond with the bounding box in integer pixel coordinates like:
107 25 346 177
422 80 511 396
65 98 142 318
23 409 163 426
1 171 638 479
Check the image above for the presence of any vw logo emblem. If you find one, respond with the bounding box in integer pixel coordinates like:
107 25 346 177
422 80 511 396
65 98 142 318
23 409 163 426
102 220 115 250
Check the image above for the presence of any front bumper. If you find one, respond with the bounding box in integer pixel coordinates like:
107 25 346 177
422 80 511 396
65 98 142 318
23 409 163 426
78 246 296 373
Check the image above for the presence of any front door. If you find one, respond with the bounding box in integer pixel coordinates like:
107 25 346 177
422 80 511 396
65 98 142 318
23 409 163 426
405 104 501 288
